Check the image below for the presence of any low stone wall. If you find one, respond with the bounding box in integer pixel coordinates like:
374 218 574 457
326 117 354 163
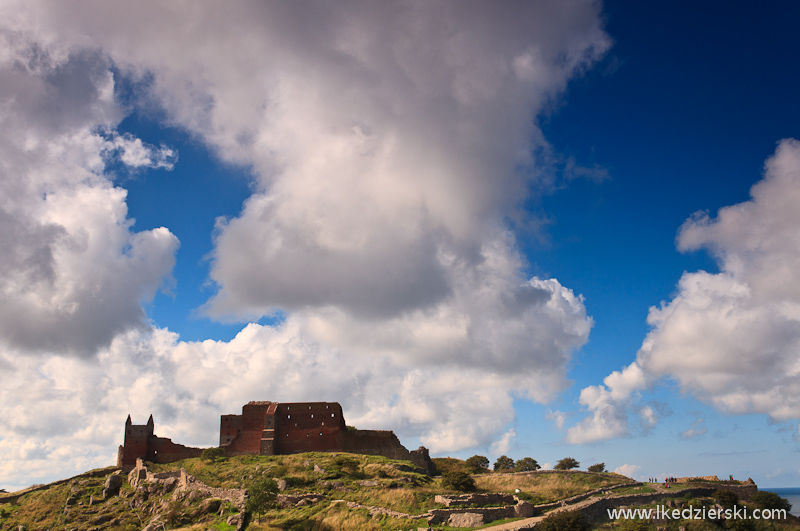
426 498 535 525
435 493 516 507
177 468 247 510
674 476 720 483
337 494 534 526
533 482 641 512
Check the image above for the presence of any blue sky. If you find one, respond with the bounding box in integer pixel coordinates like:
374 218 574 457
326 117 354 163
2 1 800 491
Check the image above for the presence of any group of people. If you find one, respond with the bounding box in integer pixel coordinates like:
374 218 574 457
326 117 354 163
647 476 677 486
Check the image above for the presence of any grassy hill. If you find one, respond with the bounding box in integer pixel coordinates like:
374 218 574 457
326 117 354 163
0 454 630 531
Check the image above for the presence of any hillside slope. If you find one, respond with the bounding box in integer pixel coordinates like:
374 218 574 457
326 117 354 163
0 454 633 531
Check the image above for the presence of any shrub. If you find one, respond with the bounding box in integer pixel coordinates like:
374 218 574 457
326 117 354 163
587 463 606 473
536 510 590 531
554 457 580 470
441 470 476 492
726 518 757 531
713 489 739 509
494 455 515 472
201 447 226 462
431 457 466 476
751 491 792 512
515 457 541 472
465 455 490 474
245 477 279 521
618 519 650 531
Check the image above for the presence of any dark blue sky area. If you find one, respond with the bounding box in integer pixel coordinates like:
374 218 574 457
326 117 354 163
116 115 255 341
535 0 800 379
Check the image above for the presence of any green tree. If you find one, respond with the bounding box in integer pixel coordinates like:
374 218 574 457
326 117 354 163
536 510 590 531
554 457 580 470
587 463 606 473
441 470 476 492
465 455 490 474
245 477 279 523
494 455 515 472
751 491 792 512
515 457 541 472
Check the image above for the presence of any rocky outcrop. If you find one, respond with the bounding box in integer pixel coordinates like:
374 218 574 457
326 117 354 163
448 512 486 527
127 458 247 531
102 473 123 498
277 493 326 507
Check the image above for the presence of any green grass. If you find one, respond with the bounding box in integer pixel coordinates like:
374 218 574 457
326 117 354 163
610 485 656 495
2 455 645 531
474 472 629 504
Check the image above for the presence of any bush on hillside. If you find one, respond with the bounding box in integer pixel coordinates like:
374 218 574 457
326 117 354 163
441 470 476 492
713 489 739 509
431 457 466 476
751 491 792 512
201 447 226 462
245 477 279 521
536 510 590 531
618 519 650 531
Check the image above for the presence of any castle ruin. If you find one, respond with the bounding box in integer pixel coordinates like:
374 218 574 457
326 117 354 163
118 401 436 475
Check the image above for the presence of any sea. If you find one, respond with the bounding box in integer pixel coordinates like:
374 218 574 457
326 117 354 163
761 488 800 517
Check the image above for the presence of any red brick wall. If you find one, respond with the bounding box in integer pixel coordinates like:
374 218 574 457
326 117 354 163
274 402 345 454
119 417 203 467
221 402 275 454
120 424 151 467
119 403 434 475
339 429 410 460
148 436 203 463
220 414 242 446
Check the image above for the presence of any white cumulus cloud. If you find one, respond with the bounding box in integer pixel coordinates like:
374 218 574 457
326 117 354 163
0 29 178 356
614 463 641 479
569 139 800 442
0 0 611 487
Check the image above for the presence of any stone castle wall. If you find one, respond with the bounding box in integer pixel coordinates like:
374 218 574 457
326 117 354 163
674 475 720 483
118 415 208 469
274 402 345 454
119 401 436 475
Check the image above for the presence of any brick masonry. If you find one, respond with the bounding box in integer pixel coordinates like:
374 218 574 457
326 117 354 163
118 401 436 475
